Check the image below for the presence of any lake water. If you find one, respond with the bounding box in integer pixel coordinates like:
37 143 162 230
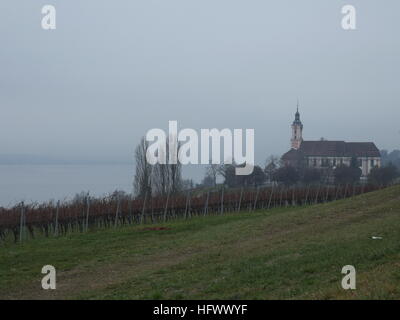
0 164 134 207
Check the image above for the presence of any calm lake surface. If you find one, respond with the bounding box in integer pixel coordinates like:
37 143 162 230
0 164 134 207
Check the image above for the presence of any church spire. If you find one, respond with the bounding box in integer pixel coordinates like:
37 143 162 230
291 100 303 149
294 99 301 123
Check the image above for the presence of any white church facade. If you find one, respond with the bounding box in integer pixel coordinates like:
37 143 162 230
282 107 381 178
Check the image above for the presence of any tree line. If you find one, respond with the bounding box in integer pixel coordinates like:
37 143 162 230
198 155 399 189
133 136 400 199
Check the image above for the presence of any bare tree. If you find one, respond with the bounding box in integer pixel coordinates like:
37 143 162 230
168 135 182 195
134 137 153 198
206 164 219 187
265 155 279 183
152 135 183 196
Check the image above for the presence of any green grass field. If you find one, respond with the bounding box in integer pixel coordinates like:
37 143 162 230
1 185 400 300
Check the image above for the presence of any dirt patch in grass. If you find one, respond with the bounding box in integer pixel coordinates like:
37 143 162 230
141 227 171 231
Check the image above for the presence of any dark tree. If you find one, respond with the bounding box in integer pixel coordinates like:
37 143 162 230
273 166 300 186
301 167 321 185
221 164 240 188
201 174 215 188
381 149 400 170
110 190 130 201
220 164 266 188
368 163 399 186
333 161 362 185
248 165 267 187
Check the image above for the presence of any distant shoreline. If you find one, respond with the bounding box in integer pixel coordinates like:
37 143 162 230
0 163 135 207
0 155 132 166
0 162 133 166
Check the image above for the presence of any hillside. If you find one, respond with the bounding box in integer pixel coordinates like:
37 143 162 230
1 185 400 300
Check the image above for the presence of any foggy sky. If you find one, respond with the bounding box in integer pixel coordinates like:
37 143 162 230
1 0 399 172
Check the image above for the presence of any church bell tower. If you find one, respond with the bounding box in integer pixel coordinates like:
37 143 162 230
291 102 303 149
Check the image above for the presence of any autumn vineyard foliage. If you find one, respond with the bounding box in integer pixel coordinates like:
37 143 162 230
0 184 381 243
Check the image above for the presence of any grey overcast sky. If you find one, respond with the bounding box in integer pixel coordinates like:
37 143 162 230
1 0 399 167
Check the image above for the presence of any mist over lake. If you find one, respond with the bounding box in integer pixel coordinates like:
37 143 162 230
0 164 205 207
0 164 135 207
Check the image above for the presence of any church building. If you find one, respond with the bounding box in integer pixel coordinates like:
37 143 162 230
281 105 381 179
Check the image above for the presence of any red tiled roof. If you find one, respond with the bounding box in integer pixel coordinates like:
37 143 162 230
300 141 346 157
343 142 381 157
282 141 380 160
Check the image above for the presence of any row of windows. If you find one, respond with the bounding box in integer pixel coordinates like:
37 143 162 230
309 158 376 167
310 158 342 167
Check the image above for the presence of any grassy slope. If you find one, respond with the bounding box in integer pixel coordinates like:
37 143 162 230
1 185 400 300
